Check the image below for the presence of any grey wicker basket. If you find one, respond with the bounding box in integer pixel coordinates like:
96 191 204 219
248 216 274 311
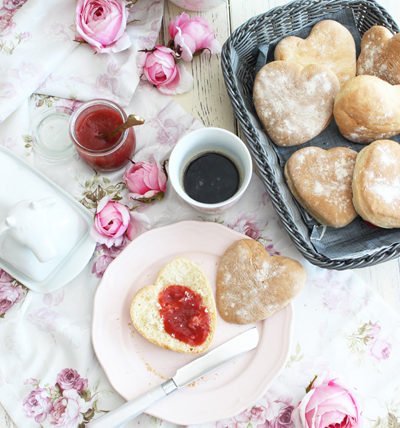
221 0 400 270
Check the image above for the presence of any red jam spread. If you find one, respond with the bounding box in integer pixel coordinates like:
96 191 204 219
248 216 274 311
73 105 136 171
76 107 123 150
158 285 211 346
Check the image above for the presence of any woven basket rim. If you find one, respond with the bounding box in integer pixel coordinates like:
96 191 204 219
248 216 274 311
221 0 400 269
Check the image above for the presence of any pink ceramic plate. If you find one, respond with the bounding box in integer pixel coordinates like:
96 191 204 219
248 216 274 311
92 221 293 425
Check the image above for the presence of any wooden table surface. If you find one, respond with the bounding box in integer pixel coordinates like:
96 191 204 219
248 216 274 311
1 1 399 426
163 0 400 311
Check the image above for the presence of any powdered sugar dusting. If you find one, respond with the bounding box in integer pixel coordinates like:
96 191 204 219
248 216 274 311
357 27 400 85
254 63 340 146
288 147 357 225
364 143 400 206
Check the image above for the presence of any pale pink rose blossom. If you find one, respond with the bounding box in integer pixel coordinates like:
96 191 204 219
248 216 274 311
0 9 14 34
92 253 114 278
93 198 131 248
50 389 86 428
273 405 294 427
75 0 131 53
3 0 27 10
367 322 381 341
92 212 150 277
168 12 220 62
23 387 52 423
229 216 261 240
56 368 88 393
369 338 392 361
124 161 167 200
143 46 179 89
236 405 269 424
293 376 360 428
0 269 13 284
0 281 24 315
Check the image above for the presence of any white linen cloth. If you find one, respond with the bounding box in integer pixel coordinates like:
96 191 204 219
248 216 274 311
0 0 163 123
0 1 400 427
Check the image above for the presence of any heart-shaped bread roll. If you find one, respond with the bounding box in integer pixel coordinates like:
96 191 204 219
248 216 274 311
253 61 340 146
274 20 356 85
130 258 217 353
216 240 306 324
334 75 400 143
285 147 358 227
357 26 400 85
353 140 400 228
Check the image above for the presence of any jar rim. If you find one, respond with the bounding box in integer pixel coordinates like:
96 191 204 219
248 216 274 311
69 99 129 156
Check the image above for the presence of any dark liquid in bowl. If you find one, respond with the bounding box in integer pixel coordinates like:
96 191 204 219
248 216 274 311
183 152 240 204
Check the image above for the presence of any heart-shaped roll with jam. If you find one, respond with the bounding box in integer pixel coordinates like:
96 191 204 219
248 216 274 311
216 240 306 324
284 146 358 228
253 61 340 147
353 140 400 228
130 258 217 353
357 26 400 85
274 20 356 86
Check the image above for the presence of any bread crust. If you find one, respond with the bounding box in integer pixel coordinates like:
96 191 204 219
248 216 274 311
216 240 306 324
284 146 357 228
253 61 340 147
333 75 400 143
357 26 400 85
352 140 400 228
130 258 217 354
274 20 356 85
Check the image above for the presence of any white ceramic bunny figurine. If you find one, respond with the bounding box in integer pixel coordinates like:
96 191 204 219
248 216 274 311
0 198 58 263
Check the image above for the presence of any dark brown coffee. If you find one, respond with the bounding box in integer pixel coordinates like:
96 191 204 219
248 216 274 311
183 152 240 204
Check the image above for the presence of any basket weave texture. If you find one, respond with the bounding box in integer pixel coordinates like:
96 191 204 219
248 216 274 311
221 0 400 270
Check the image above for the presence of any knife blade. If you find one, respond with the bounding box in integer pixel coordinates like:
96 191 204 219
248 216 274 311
88 326 259 428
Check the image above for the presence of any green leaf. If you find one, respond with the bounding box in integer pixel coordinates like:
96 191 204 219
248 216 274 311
81 389 92 402
133 192 165 204
83 407 95 421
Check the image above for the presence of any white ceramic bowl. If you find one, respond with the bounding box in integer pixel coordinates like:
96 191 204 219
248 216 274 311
169 127 252 213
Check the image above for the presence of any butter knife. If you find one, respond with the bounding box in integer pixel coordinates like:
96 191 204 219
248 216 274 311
88 326 259 428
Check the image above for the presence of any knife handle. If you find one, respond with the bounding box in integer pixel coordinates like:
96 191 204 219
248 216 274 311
87 379 177 428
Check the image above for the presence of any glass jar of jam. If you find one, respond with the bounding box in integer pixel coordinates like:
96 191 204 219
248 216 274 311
69 99 136 172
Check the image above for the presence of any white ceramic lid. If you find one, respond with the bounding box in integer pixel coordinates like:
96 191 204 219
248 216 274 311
0 147 96 292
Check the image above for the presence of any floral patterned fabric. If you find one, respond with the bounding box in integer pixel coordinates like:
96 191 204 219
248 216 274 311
0 84 399 427
0 1 400 427
0 0 163 124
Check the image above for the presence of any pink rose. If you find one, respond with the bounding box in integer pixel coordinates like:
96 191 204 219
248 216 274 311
168 12 220 62
124 161 167 201
293 377 360 428
273 405 294 428
56 368 88 393
0 281 24 315
0 269 13 284
23 387 52 423
369 338 392 361
236 405 268 424
92 253 114 278
143 46 180 91
93 198 132 248
229 216 261 240
367 322 381 341
50 389 86 428
75 0 131 53
0 9 14 35
3 0 27 10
